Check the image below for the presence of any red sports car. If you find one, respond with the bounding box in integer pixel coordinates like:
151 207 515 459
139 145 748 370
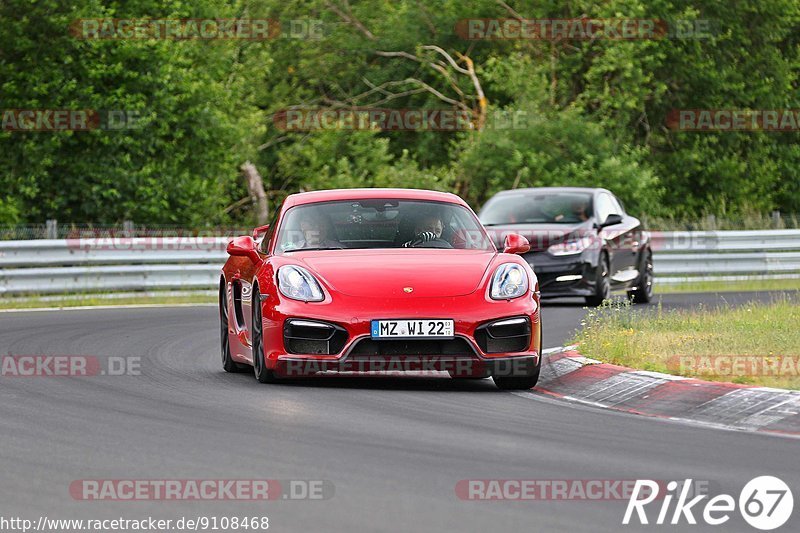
219 188 542 389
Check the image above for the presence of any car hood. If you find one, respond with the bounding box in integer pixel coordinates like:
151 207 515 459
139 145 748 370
292 249 496 298
484 222 595 252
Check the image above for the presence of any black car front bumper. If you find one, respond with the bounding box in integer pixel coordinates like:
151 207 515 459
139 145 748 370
521 251 599 298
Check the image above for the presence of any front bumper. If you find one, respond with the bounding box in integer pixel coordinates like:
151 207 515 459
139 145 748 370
274 350 540 378
260 290 541 377
521 251 597 298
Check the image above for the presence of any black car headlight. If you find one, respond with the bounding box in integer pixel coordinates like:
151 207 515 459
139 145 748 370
547 236 594 256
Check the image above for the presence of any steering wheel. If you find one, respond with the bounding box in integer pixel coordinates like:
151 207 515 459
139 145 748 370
410 237 452 249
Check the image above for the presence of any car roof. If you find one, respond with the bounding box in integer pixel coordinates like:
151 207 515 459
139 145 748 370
282 188 468 208
490 187 608 196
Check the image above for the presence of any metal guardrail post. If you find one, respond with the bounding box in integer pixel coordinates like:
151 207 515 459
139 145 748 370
45 220 58 240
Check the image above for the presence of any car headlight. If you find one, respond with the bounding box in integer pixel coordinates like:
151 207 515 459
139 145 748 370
278 266 325 302
490 263 529 300
547 236 594 256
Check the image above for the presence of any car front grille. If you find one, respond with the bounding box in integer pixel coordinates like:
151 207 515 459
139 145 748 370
346 337 477 359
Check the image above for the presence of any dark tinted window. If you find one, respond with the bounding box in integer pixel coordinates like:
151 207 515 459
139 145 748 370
276 199 494 252
480 192 593 224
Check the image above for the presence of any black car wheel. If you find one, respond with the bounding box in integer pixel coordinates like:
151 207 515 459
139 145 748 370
251 287 278 383
585 253 611 307
628 248 654 304
220 282 249 373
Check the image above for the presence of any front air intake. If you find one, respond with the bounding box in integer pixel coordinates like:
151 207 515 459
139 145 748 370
283 319 348 355
475 317 531 354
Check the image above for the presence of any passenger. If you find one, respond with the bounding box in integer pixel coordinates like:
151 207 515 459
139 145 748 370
295 214 344 249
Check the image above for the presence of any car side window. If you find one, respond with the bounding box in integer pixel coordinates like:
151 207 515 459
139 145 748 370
594 193 615 224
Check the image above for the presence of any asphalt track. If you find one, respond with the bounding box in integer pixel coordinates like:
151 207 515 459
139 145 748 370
1 292 798 533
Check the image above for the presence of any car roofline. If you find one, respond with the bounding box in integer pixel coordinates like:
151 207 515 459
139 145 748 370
282 188 467 209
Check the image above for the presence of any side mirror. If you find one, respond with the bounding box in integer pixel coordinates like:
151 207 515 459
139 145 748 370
227 235 261 264
503 234 531 255
599 213 623 228
252 224 270 239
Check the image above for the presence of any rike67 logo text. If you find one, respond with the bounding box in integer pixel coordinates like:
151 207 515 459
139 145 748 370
624 477 793 530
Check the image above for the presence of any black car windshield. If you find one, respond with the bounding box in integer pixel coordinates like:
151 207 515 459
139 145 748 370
276 199 495 252
480 192 594 225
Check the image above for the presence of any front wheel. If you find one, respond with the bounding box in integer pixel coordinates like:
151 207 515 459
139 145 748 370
251 288 278 383
628 249 654 304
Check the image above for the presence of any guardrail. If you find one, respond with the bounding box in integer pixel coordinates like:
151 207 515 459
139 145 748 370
1 231 799 295
649 230 800 283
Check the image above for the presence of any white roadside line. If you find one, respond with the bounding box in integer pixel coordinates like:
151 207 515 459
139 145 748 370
0 303 217 313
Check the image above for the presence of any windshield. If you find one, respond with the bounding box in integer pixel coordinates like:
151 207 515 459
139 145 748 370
276 199 495 253
480 192 594 225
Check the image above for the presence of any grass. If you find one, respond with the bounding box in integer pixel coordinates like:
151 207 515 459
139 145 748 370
573 296 800 390
0 291 216 310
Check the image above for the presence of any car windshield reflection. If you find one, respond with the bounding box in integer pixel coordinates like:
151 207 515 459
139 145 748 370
277 199 494 253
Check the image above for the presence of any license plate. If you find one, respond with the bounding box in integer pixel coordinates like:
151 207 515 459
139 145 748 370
371 319 454 339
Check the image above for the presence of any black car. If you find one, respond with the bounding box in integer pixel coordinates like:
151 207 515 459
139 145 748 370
479 187 653 305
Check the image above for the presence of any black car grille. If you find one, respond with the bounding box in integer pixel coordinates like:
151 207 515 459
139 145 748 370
347 337 476 359
283 319 348 355
475 317 531 354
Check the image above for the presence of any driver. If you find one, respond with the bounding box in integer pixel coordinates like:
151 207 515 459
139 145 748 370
573 200 590 221
402 214 445 247
554 199 590 222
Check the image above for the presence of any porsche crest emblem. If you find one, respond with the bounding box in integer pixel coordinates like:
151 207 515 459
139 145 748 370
403 287 414 293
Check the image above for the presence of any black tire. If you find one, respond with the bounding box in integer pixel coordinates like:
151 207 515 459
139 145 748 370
220 281 249 373
628 248 654 304
251 287 278 383
491 326 542 390
585 253 611 307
